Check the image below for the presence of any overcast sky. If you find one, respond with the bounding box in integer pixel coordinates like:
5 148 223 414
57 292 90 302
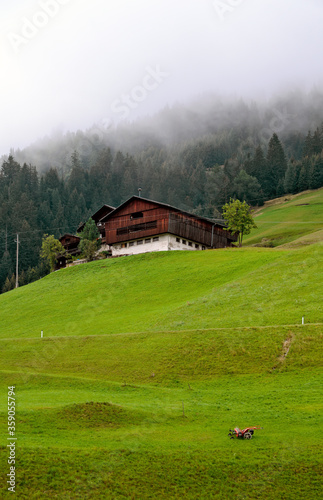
0 0 322 156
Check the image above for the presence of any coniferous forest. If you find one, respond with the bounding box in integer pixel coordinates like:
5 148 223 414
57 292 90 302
1 92 323 294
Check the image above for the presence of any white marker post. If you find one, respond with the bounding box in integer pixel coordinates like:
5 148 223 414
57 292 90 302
41 330 43 338
302 317 305 325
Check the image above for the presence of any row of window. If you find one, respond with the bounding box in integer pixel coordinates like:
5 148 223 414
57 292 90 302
121 237 159 248
117 220 158 236
175 237 205 250
120 236 205 250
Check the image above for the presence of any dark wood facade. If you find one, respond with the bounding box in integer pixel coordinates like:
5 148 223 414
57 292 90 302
103 197 237 248
56 234 81 270
78 204 115 243
59 234 81 255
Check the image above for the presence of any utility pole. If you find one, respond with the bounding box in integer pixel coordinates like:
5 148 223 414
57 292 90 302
15 233 19 289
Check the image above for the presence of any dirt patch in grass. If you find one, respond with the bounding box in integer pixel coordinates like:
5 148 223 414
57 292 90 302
271 332 294 371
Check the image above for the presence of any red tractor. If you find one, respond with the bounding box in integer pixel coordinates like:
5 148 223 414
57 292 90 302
228 426 262 440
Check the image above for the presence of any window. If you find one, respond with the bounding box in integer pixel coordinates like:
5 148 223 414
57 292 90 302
176 238 180 243
129 242 134 247
131 211 143 220
153 237 159 242
202 246 206 250
117 221 157 235
121 243 127 248
182 239 186 245
188 242 193 247
195 244 199 249
145 238 151 244
137 240 143 245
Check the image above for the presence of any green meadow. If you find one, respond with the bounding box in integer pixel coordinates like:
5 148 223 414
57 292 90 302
0 244 322 339
0 191 322 498
244 188 323 247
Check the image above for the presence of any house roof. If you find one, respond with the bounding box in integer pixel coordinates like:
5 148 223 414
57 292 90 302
77 204 115 232
92 204 115 219
100 196 227 228
59 234 80 241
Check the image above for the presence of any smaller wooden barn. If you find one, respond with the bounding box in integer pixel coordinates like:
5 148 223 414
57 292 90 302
57 234 81 269
101 196 237 256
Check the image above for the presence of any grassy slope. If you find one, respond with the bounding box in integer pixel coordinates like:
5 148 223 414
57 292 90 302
0 203 322 498
0 244 322 339
244 188 323 247
0 325 322 499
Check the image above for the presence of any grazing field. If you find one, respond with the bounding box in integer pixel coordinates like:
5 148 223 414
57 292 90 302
0 231 322 497
0 244 322 340
244 188 323 247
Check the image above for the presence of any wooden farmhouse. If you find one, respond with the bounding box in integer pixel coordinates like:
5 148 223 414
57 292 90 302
59 234 80 254
100 196 237 257
77 204 115 245
57 233 81 269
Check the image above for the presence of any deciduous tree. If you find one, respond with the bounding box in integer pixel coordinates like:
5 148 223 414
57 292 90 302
40 234 65 272
222 198 257 247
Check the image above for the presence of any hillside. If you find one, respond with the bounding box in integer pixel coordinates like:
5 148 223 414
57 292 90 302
0 244 322 340
244 188 323 247
0 238 322 498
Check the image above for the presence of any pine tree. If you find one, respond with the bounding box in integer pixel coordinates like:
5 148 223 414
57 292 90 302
44 168 61 191
2 274 16 294
309 155 323 189
0 251 13 291
53 202 67 237
302 131 313 158
189 160 207 206
1 156 21 182
67 151 86 194
232 169 263 205
248 146 266 185
284 161 298 194
297 165 308 192
78 218 100 261
265 133 287 197
312 128 322 155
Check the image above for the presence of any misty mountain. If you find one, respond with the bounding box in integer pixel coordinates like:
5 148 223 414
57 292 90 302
4 90 323 175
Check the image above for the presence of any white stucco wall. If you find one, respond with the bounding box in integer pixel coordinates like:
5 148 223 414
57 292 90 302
111 233 206 257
